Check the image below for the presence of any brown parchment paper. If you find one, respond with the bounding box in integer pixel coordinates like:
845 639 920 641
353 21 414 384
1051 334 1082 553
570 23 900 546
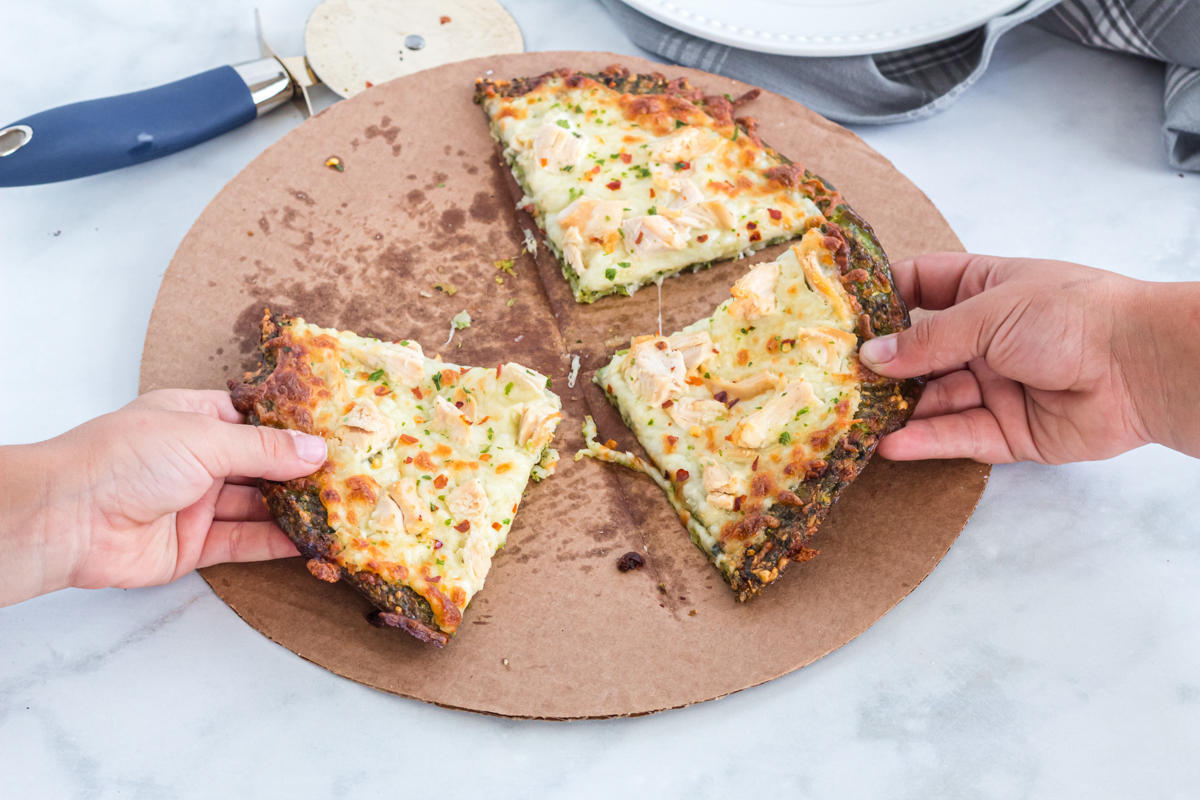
139 51 989 719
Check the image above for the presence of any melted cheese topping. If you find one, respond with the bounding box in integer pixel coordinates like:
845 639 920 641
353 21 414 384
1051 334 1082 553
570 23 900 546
481 75 824 300
583 229 862 569
282 320 561 632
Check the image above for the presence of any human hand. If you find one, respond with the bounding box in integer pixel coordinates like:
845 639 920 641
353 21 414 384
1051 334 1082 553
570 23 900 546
0 389 326 606
859 253 1200 464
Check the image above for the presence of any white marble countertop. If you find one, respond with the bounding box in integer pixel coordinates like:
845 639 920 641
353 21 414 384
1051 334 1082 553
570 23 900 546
3 2 1199 797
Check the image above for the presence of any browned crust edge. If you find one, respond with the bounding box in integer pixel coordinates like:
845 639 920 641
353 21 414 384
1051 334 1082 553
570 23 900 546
228 311 450 648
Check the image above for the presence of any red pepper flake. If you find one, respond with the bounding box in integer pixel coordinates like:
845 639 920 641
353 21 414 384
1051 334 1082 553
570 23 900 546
676 469 690 482
496 363 503 378
399 434 419 445
454 520 471 532
455 400 464 408
676 161 691 170
433 474 448 490
746 221 757 230
590 165 601 174
619 153 632 164
374 385 389 396
696 234 708 242
492 522 502 531
733 496 744 512
411 387 424 399
749 231 762 242
606 180 622 190
713 390 729 405
661 399 674 409
433 539 443 549
404 456 413 464
635 231 644 244
666 435 679 446
751 457 760 472
768 208 782 220
440 15 451 23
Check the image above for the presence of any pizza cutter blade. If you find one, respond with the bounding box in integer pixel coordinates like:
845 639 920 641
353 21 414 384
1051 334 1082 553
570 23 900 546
0 0 524 187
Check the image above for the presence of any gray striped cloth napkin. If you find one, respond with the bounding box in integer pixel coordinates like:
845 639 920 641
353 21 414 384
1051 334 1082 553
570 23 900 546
602 0 1200 171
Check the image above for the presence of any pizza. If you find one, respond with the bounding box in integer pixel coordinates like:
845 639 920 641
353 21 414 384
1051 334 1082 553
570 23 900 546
229 312 562 645
474 65 843 304
577 223 922 601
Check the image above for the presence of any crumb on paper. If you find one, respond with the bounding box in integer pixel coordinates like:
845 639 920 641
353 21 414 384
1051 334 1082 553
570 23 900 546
433 282 458 296
247 231 254 236
324 156 344 172
440 15 451 23
514 334 524 342
522 228 538 255
617 551 646 572
495 258 515 276
419 290 433 298
365 81 373 88
688 609 697 617
567 354 580 388
445 310 472 345
502 658 509 666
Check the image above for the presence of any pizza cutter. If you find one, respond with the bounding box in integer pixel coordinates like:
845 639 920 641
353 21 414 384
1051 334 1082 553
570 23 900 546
0 0 523 188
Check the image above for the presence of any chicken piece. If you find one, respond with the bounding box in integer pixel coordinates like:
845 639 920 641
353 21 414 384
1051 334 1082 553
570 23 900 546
667 396 726 428
462 528 493 584
448 478 490 523
798 246 854 323
557 197 624 240
621 215 689 258
532 117 585 172
370 495 405 534
432 395 471 445
354 341 425 386
518 403 561 451
703 462 745 510
794 327 859 371
703 370 781 401
337 399 396 453
727 261 780 320
675 200 736 231
388 477 431 535
628 339 686 405
667 330 717 371
663 177 705 209
452 386 478 423
499 363 548 399
649 126 717 163
731 379 819 450
561 225 586 275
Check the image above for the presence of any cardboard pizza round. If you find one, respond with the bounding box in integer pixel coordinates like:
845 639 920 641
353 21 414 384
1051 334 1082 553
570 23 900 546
139 51 989 719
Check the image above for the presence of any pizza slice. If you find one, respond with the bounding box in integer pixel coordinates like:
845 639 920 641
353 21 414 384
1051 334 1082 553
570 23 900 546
577 222 922 600
474 65 843 304
229 312 562 646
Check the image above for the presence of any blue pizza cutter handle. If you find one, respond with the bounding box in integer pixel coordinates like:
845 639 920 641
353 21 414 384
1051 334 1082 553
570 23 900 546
0 58 294 188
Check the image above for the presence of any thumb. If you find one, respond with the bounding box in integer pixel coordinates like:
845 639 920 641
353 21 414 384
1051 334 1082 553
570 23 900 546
188 419 328 481
859 299 992 379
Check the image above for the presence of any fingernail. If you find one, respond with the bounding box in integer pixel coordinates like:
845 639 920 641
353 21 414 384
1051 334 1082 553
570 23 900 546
860 334 897 366
293 433 327 463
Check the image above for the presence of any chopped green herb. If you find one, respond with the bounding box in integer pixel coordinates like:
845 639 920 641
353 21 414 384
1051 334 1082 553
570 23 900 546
778 431 792 445
504 382 514 395
617 261 631 268
432 373 442 390
561 165 574 172
487 427 494 440
502 518 511 525
605 267 617 280
556 119 570 129
368 368 386 382
648 206 657 215
675 119 685 128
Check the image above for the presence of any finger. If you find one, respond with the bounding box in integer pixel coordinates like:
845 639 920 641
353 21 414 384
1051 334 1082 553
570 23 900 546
133 389 244 423
876 408 1017 463
929 363 968 380
910 369 983 420
859 290 1020 379
213 484 272 521
888 253 1003 310
196 521 300 568
189 419 327 482
224 476 259 486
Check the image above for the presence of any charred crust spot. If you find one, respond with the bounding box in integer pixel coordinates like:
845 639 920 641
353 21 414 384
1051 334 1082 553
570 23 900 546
306 559 340 582
367 611 450 647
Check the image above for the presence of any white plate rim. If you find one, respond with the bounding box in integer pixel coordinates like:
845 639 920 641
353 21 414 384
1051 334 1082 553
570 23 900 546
620 0 1031 57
